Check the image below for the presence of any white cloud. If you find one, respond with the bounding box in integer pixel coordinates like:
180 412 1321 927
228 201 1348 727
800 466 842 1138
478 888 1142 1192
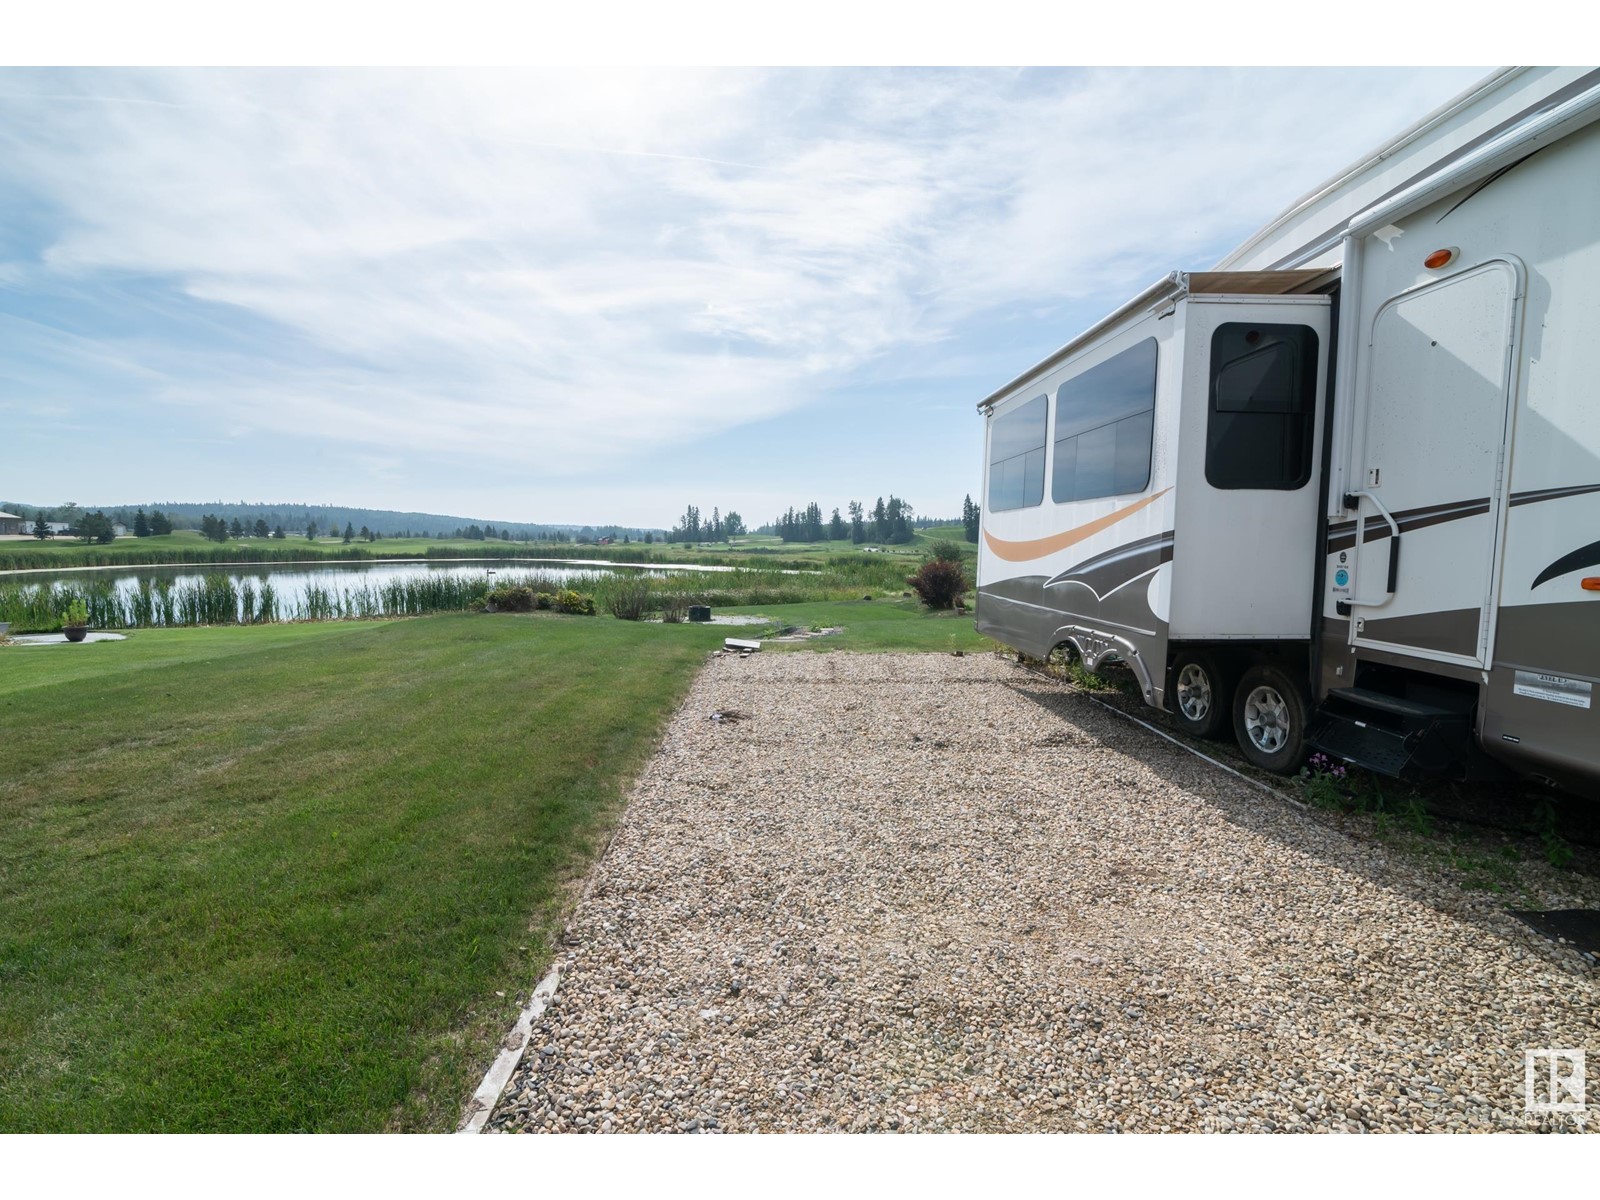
0 66 1487 485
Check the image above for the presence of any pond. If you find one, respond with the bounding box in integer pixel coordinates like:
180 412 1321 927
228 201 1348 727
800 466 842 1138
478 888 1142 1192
0 558 753 630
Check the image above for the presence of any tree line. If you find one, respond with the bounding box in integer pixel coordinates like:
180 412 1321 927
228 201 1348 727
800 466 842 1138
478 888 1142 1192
961 494 981 544
663 505 747 544
765 496 918 544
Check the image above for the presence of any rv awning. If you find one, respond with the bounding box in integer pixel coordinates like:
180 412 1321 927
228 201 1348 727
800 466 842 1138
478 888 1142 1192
977 268 1333 411
1186 269 1330 295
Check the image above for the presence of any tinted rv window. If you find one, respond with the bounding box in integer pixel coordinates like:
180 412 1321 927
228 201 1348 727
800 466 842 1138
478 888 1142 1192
1206 323 1318 489
988 394 1047 511
1052 337 1157 503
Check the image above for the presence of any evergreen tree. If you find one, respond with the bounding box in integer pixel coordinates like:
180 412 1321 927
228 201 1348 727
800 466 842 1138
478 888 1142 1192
274 525 286 539
79 511 116 544
229 518 244 540
149 510 173 535
306 521 318 541
848 500 865 544
343 522 355 543
962 494 981 543
134 509 151 538
829 507 846 540
675 504 701 543
884 496 913 544
254 518 269 538
32 513 50 540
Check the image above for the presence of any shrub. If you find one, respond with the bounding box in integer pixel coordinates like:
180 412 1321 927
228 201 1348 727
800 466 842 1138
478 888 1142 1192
534 592 554 610
659 594 688 623
906 558 966 609
553 589 596 615
606 578 652 621
927 539 966 565
486 585 537 613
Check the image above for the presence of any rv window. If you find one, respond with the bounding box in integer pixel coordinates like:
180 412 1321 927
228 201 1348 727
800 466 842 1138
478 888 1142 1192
1206 323 1318 490
988 394 1047 511
1052 337 1157 503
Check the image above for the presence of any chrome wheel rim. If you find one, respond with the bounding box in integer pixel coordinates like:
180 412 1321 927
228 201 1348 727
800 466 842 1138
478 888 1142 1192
1176 664 1212 722
1243 685 1289 754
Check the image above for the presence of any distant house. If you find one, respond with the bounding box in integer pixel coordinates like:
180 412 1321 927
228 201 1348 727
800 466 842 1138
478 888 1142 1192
0 511 23 535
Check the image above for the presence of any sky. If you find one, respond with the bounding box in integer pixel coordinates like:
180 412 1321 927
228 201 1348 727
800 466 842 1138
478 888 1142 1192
0 66 1490 528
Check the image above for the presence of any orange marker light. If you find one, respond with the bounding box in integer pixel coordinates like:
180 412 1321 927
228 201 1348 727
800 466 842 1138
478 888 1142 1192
1582 577 1600 591
1424 247 1458 270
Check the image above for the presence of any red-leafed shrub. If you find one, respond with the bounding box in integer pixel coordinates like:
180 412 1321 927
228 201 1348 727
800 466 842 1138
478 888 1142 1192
907 558 966 610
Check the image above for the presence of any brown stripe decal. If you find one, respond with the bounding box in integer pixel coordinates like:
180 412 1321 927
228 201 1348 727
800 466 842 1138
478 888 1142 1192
1325 483 1600 554
1510 482 1600 507
983 489 1172 564
1327 496 1490 552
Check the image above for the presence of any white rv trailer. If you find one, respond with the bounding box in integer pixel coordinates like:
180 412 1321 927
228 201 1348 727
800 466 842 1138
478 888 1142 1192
976 66 1600 795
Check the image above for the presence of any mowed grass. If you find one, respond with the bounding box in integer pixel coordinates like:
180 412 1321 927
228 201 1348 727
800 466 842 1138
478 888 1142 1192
0 613 725 1131
724 597 994 654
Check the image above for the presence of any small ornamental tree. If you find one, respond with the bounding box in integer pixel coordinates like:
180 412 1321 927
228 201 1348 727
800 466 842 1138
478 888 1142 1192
78 511 116 545
907 558 966 610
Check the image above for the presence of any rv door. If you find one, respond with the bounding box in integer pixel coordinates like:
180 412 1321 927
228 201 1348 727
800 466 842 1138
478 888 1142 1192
1342 258 1523 668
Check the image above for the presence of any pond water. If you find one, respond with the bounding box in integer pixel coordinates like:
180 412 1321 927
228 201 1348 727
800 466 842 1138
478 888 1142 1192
0 558 753 628
10 557 729 601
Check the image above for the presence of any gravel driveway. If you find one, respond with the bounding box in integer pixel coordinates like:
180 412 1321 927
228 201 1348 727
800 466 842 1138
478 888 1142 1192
488 652 1599 1133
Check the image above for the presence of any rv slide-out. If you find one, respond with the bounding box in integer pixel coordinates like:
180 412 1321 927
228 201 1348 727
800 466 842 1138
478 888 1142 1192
976 67 1600 797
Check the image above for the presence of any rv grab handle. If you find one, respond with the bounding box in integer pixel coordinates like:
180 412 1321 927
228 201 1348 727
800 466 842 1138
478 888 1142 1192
1344 489 1401 606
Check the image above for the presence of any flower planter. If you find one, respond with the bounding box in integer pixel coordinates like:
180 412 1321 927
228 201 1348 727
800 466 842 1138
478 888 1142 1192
63 625 89 643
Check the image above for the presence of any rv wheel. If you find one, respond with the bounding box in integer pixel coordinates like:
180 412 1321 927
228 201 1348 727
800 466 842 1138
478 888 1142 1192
1169 651 1229 740
1231 663 1309 774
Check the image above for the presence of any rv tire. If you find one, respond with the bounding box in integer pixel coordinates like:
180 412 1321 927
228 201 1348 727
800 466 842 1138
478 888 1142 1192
1169 651 1230 740
1232 663 1309 774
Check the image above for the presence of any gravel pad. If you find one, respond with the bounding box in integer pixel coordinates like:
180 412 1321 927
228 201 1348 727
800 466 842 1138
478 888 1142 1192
489 653 1599 1133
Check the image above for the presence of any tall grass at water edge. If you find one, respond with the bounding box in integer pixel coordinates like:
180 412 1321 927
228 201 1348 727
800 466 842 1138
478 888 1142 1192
0 560 914 632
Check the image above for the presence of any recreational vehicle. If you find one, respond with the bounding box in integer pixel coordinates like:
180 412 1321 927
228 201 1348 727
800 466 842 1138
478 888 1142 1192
977 66 1600 796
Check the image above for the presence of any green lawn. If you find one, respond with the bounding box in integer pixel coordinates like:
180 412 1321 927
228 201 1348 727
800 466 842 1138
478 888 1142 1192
0 531 563 570
0 528 979 573
724 597 993 654
0 613 727 1131
0 600 986 1132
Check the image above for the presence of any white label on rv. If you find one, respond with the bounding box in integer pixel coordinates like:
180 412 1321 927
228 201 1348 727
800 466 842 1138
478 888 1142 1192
1512 671 1593 710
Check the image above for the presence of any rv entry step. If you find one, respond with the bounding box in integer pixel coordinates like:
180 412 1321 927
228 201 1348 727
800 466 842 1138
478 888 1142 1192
1307 687 1505 783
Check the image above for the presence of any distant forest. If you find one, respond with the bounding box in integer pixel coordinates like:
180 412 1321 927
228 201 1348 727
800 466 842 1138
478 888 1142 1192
1 501 663 543
753 496 971 545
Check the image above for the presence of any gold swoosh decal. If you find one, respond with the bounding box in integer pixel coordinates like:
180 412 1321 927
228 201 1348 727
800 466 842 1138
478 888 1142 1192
983 488 1172 563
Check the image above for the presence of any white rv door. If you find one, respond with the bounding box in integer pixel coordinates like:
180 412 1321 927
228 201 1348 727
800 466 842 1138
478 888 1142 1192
1345 259 1522 668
